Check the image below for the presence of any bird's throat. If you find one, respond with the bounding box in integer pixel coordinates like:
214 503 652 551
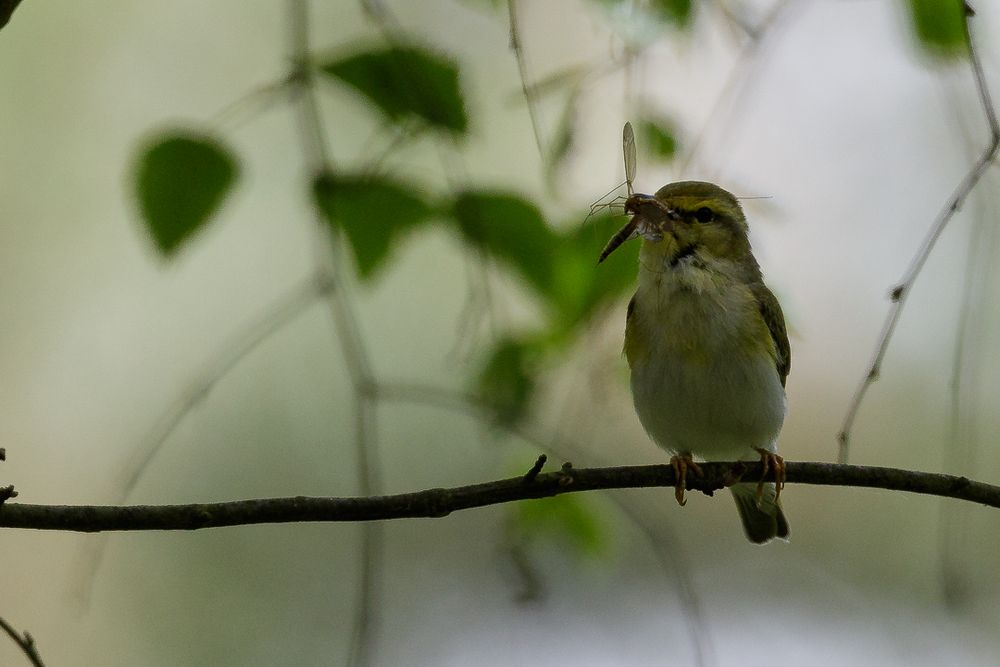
669 243 698 268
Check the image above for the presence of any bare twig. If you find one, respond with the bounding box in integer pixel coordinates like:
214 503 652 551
678 0 797 176
0 616 44 667
0 486 17 503
211 77 297 131
117 273 332 500
0 0 22 31
70 273 333 606
507 0 545 156
375 380 711 666
837 10 1000 463
937 68 999 605
289 3 382 665
523 454 547 481
0 462 997 532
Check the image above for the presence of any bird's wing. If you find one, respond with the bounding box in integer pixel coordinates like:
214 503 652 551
751 283 790 387
622 292 638 365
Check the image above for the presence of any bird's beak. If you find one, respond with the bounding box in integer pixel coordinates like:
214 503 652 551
597 194 675 263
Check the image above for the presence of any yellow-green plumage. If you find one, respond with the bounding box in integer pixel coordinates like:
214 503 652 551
613 181 790 543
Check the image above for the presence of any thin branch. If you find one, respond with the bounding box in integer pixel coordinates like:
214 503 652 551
117 273 332 500
0 616 44 667
346 396 382 667
507 0 545 156
677 0 796 176
937 74 997 606
211 76 296 132
288 0 333 173
376 380 712 665
1 462 997 532
70 273 333 606
0 0 22 31
288 3 382 665
837 8 999 463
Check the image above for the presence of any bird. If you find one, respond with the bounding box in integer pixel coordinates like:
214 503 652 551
599 180 790 544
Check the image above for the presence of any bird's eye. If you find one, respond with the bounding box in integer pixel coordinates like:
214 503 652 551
695 207 714 223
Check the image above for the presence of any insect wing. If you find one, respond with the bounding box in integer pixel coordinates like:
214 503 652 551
622 121 636 196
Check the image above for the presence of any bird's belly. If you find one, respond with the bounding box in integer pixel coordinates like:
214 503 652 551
630 349 785 461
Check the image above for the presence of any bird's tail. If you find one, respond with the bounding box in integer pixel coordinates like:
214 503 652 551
729 483 789 544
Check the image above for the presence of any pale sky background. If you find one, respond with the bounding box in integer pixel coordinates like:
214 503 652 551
2 1 1000 665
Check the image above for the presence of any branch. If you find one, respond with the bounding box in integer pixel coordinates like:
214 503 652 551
507 0 546 156
837 3 999 463
0 616 44 667
0 0 22 32
1 462 997 532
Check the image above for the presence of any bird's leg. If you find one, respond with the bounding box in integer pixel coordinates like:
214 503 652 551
670 453 703 506
753 447 785 506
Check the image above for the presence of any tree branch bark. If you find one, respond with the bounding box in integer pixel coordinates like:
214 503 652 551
0 615 44 667
0 0 22 31
0 461 996 532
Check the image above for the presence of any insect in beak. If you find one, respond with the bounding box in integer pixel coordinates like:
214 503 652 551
598 194 675 263
598 218 638 263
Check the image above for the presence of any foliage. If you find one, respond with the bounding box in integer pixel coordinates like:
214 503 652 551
905 0 969 58
319 44 468 135
638 117 677 161
476 337 540 425
125 20 667 550
513 492 607 558
450 192 556 296
649 0 694 28
313 172 436 279
120 0 988 591
133 132 238 256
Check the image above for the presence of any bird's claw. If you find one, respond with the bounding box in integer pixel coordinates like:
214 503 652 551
753 447 785 507
670 454 703 506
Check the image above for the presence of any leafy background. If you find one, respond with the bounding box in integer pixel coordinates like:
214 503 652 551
2 1 1000 665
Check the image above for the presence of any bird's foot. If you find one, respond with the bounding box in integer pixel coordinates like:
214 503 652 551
753 447 785 507
670 453 703 506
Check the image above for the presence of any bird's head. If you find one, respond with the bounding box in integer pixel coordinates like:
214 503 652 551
599 181 758 279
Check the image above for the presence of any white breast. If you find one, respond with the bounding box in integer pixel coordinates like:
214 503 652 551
629 263 786 461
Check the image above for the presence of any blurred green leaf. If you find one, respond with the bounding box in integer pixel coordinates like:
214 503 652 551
650 0 693 27
513 492 606 557
134 131 239 256
313 172 435 280
320 44 468 134
450 191 556 295
638 117 677 161
548 211 638 334
476 337 538 424
905 0 968 58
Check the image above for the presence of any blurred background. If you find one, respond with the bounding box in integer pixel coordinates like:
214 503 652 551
2 0 1000 665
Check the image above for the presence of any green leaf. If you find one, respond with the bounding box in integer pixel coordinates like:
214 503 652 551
313 172 435 280
547 211 639 334
320 45 468 134
905 0 968 58
650 0 693 28
513 493 607 557
450 192 556 296
476 337 538 425
134 131 239 256
638 117 677 161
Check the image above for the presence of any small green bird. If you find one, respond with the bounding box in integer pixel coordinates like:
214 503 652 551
600 180 790 544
